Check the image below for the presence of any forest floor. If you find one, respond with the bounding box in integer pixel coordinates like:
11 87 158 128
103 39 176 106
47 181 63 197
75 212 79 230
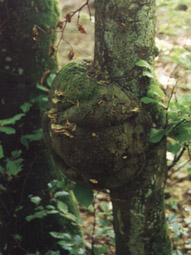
57 1 191 254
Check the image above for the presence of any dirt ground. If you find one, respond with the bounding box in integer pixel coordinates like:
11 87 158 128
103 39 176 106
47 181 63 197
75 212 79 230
57 1 191 254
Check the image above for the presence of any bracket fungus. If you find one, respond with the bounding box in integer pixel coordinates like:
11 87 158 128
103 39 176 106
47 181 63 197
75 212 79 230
42 60 152 189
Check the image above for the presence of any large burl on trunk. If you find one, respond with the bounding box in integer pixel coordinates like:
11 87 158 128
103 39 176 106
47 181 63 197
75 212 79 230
42 60 152 189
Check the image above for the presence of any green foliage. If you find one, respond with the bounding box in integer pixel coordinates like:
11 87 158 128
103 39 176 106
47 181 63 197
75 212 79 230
50 232 85 255
71 184 93 208
26 180 85 254
20 129 43 148
0 113 24 134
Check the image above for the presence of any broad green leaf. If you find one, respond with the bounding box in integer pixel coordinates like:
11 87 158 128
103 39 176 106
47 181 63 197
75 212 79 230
143 71 154 78
25 211 46 222
0 126 16 134
140 97 158 104
54 191 69 198
72 184 93 208
20 129 43 147
20 102 32 113
136 60 152 70
167 143 181 154
30 196 42 205
0 113 24 126
6 158 23 176
149 84 165 98
0 145 4 159
149 128 165 143
57 201 68 213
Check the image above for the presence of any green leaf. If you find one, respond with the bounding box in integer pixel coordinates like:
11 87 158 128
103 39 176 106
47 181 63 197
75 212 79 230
25 211 46 222
6 158 24 176
20 129 43 147
57 201 68 213
20 102 32 113
167 143 181 154
143 71 154 78
47 73 56 87
0 126 16 134
0 184 6 191
30 196 42 205
50 232 71 240
71 184 93 208
149 128 165 143
136 60 152 70
93 245 109 255
54 191 69 198
0 113 24 126
36 83 49 92
11 150 22 158
148 84 165 98
141 97 158 104
0 145 4 159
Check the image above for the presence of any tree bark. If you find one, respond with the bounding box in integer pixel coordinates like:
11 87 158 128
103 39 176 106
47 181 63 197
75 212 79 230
94 0 171 254
42 0 172 254
0 1 82 254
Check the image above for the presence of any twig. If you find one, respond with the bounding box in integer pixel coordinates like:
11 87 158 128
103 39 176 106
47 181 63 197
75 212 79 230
168 146 186 171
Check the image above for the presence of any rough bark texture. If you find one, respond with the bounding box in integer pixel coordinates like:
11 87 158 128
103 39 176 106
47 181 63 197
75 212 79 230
94 0 171 254
94 0 157 97
43 0 172 254
0 1 82 254
42 60 152 189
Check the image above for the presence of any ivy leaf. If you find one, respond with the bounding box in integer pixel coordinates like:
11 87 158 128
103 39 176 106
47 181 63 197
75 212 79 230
71 184 93 208
149 128 166 143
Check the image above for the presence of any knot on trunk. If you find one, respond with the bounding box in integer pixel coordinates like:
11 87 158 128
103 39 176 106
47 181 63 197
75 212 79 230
42 60 152 189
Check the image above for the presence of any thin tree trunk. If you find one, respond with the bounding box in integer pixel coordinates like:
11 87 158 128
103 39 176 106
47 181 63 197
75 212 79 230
94 0 171 254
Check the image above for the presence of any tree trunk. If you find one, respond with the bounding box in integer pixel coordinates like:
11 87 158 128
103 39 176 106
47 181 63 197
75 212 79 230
0 1 82 254
94 0 171 254
42 0 172 254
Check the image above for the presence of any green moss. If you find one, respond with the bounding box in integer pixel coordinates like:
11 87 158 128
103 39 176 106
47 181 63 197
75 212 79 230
0 0 59 86
51 60 99 109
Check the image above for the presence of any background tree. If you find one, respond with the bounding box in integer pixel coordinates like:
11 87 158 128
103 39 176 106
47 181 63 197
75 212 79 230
43 0 172 254
0 0 82 254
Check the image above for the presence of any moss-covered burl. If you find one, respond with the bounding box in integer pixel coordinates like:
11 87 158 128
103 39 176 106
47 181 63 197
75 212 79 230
42 60 152 189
